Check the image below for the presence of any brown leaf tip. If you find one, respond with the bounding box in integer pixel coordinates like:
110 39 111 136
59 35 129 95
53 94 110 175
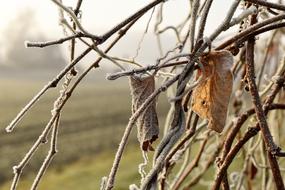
142 135 158 151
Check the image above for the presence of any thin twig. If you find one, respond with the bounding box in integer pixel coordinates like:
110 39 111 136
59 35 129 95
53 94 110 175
172 131 210 190
189 0 200 51
50 0 100 40
106 60 190 80
10 112 60 190
5 46 93 133
183 137 225 189
30 114 60 190
105 74 181 190
245 18 284 188
245 0 285 11
212 76 285 190
216 13 285 50
9 14 139 190
25 33 83 48
99 0 167 44
257 30 278 89
196 0 214 44
229 22 285 52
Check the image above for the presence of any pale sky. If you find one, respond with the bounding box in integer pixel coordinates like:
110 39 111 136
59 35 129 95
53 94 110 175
0 0 236 70
0 0 234 37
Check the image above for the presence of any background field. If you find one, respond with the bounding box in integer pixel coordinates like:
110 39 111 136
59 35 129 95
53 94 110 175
0 69 248 190
0 74 170 190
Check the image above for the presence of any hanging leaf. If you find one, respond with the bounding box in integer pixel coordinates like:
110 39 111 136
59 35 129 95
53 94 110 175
129 75 159 151
191 50 233 133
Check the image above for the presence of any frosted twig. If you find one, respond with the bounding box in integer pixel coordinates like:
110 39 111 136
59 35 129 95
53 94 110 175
111 57 143 67
8 0 285 189
158 26 181 43
50 0 100 40
139 61 196 189
21 18 165 190
168 121 207 189
169 60 205 101
229 6 258 27
245 0 285 11
164 53 191 64
106 60 189 80
132 8 155 61
196 0 213 43
257 31 278 89
260 57 285 98
216 13 285 50
208 0 242 41
172 131 210 190
189 0 200 51
104 74 181 190
10 112 60 190
9 3 85 189
30 14 80 186
30 114 60 190
99 0 167 44
25 33 82 48
62 24 126 70
138 151 149 182
154 4 164 56
100 177 108 190
137 2 248 187
183 137 224 189
157 44 183 64
5 46 93 132
140 111 186 190
11 16 140 190
91 41 125 70
11 58 75 190
66 18 141 106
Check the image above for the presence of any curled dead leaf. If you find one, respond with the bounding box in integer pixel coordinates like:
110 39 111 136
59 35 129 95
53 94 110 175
129 75 159 151
191 50 234 133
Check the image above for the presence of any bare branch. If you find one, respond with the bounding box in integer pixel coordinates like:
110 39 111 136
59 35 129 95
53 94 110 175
245 0 285 11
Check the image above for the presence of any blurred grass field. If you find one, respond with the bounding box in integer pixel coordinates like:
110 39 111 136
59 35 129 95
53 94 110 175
0 76 246 190
0 76 169 190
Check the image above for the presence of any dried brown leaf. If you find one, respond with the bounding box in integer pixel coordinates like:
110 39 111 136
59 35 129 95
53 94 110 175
191 50 233 133
129 75 159 151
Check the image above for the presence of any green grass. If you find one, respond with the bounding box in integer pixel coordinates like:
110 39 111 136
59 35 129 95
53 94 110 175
0 78 249 190
0 146 143 190
0 78 169 189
